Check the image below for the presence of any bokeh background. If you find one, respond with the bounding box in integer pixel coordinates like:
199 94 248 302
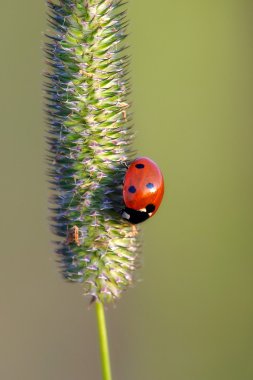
1 1 253 379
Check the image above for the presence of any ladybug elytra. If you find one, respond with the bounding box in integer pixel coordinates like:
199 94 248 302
122 157 164 224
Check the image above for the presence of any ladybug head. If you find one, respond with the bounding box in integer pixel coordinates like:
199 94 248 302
121 203 156 225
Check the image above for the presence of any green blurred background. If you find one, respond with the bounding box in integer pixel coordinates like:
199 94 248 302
1 1 253 379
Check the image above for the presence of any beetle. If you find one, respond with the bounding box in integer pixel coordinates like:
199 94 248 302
121 157 164 224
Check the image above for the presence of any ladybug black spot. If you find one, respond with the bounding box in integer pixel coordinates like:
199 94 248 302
128 185 136 193
135 163 145 169
146 204 156 213
146 182 154 189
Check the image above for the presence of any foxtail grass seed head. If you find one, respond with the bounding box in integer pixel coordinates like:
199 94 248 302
45 0 140 303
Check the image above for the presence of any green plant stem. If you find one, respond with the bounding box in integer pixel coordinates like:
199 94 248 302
95 301 112 380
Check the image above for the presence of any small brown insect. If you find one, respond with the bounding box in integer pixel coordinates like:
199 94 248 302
122 109 127 121
66 225 80 246
118 102 129 121
78 69 94 78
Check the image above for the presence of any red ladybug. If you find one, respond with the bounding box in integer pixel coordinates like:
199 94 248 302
122 157 164 224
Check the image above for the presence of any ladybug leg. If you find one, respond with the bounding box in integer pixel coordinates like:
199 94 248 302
125 224 138 237
132 224 138 236
119 161 129 185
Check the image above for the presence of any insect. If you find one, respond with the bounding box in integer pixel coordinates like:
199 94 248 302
66 225 80 246
122 157 164 224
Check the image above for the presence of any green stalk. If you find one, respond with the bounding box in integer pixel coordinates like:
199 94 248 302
95 301 112 380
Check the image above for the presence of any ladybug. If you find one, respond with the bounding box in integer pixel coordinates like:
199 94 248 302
121 157 164 224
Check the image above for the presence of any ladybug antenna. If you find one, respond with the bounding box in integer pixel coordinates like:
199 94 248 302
120 160 129 169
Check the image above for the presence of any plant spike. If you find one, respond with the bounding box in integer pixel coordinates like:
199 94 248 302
45 0 140 303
